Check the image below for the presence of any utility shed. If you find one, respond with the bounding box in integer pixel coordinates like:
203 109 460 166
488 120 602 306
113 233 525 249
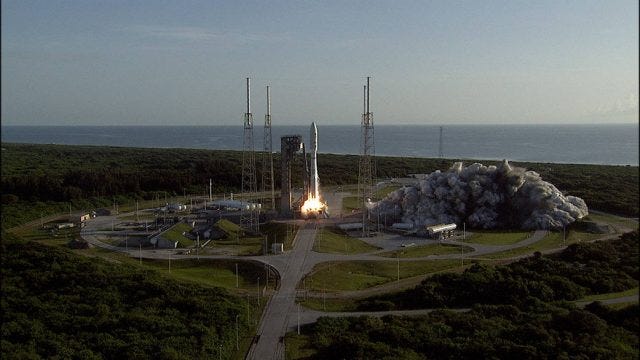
426 223 457 239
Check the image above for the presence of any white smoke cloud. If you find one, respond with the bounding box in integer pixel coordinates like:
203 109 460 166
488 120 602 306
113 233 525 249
372 160 588 230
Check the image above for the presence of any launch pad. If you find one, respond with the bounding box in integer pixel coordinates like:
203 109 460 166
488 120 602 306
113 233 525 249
279 123 328 219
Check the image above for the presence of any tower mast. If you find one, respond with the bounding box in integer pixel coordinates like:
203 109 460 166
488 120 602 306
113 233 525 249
241 77 258 232
262 86 275 210
358 77 375 237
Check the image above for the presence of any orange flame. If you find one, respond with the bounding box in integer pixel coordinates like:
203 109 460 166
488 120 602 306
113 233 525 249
301 194 327 218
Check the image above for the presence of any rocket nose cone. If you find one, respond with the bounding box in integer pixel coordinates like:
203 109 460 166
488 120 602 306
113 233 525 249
311 122 317 131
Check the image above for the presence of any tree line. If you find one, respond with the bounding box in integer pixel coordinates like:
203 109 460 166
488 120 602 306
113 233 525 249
1 234 249 359
2 143 637 229
359 231 638 311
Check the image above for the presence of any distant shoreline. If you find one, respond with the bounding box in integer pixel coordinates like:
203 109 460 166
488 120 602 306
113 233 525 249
1 141 637 168
2 124 637 166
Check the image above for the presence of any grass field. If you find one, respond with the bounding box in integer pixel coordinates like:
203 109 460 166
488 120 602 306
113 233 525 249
162 222 194 247
373 185 402 200
303 260 463 292
341 196 361 213
579 287 639 302
208 236 264 256
478 229 604 260
76 246 274 292
378 243 474 258
584 213 639 232
299 297 359 312
465 230 532 245
261 221 299 250
313 227 379 254
284 333 316 360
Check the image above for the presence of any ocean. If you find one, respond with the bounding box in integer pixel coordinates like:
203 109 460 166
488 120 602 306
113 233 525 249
1 124 638 166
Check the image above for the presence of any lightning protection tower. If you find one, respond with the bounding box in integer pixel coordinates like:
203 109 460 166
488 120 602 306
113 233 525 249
262 86 275 210
241 77 258 232
358 76 375 237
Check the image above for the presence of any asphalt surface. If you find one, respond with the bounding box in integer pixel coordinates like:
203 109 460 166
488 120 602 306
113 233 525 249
246 222 318 360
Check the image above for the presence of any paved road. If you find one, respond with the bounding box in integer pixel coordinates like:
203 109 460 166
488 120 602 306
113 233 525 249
79 210 637 359
246 222 318 360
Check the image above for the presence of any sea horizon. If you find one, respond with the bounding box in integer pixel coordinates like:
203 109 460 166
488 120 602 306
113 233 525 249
2 123 638 166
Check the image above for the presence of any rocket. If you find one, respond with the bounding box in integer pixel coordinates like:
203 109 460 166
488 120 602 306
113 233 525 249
310 122 319 199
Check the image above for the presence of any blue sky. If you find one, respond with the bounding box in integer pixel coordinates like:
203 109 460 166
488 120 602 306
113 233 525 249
2 0 638 125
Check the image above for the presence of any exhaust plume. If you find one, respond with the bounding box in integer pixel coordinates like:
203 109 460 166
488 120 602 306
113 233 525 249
371 160 588 230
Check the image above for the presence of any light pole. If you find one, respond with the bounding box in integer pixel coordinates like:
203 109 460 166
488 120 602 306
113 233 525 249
396 253 400 284
246 294 250 326
297 303 300 335
235 314 240 351
236 263 239 288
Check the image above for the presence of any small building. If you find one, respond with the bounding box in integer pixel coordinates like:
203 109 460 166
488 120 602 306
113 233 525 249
70 213 91 224
426 223 457 240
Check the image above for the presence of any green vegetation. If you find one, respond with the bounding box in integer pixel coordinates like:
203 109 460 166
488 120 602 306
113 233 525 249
313 227 379 254
480 228 603 260
303 260 463 292
373 185 401 199
585 213 639 232
285 333 317 360
80 247 274 291
299 297 359 312
295 303 638 359
293 232 640 359
580 287 639 302
215 218 242 234
465 230 531 245
1 234 253 359
378 243 474 258
361 231 639 311
208 235 264 256
259 221 299 250
341 196 360 212
2 143 638 230
162 222 194 247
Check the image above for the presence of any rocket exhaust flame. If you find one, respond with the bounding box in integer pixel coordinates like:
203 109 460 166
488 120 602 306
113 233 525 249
302 122 328 218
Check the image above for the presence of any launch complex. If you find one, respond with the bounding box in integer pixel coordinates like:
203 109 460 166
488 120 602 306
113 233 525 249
242 77 375 222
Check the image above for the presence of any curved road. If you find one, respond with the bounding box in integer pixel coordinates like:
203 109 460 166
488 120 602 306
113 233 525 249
80 210 637 360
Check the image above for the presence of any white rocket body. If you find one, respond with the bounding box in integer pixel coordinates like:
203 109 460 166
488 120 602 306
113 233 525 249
310 122 319 199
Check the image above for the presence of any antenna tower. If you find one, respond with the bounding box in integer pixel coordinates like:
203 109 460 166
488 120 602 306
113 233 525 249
438 126 443 158
358 76 375 236
262 86 275 210
241 77 258 232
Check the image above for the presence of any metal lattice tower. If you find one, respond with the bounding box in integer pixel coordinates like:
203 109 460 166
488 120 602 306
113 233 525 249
358 77 375 236
280 135 303 217
241 77 258 232
261 86 275 210
438 126 443 158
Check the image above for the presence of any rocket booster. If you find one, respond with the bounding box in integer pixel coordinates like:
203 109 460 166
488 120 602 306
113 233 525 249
310 122 319 199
